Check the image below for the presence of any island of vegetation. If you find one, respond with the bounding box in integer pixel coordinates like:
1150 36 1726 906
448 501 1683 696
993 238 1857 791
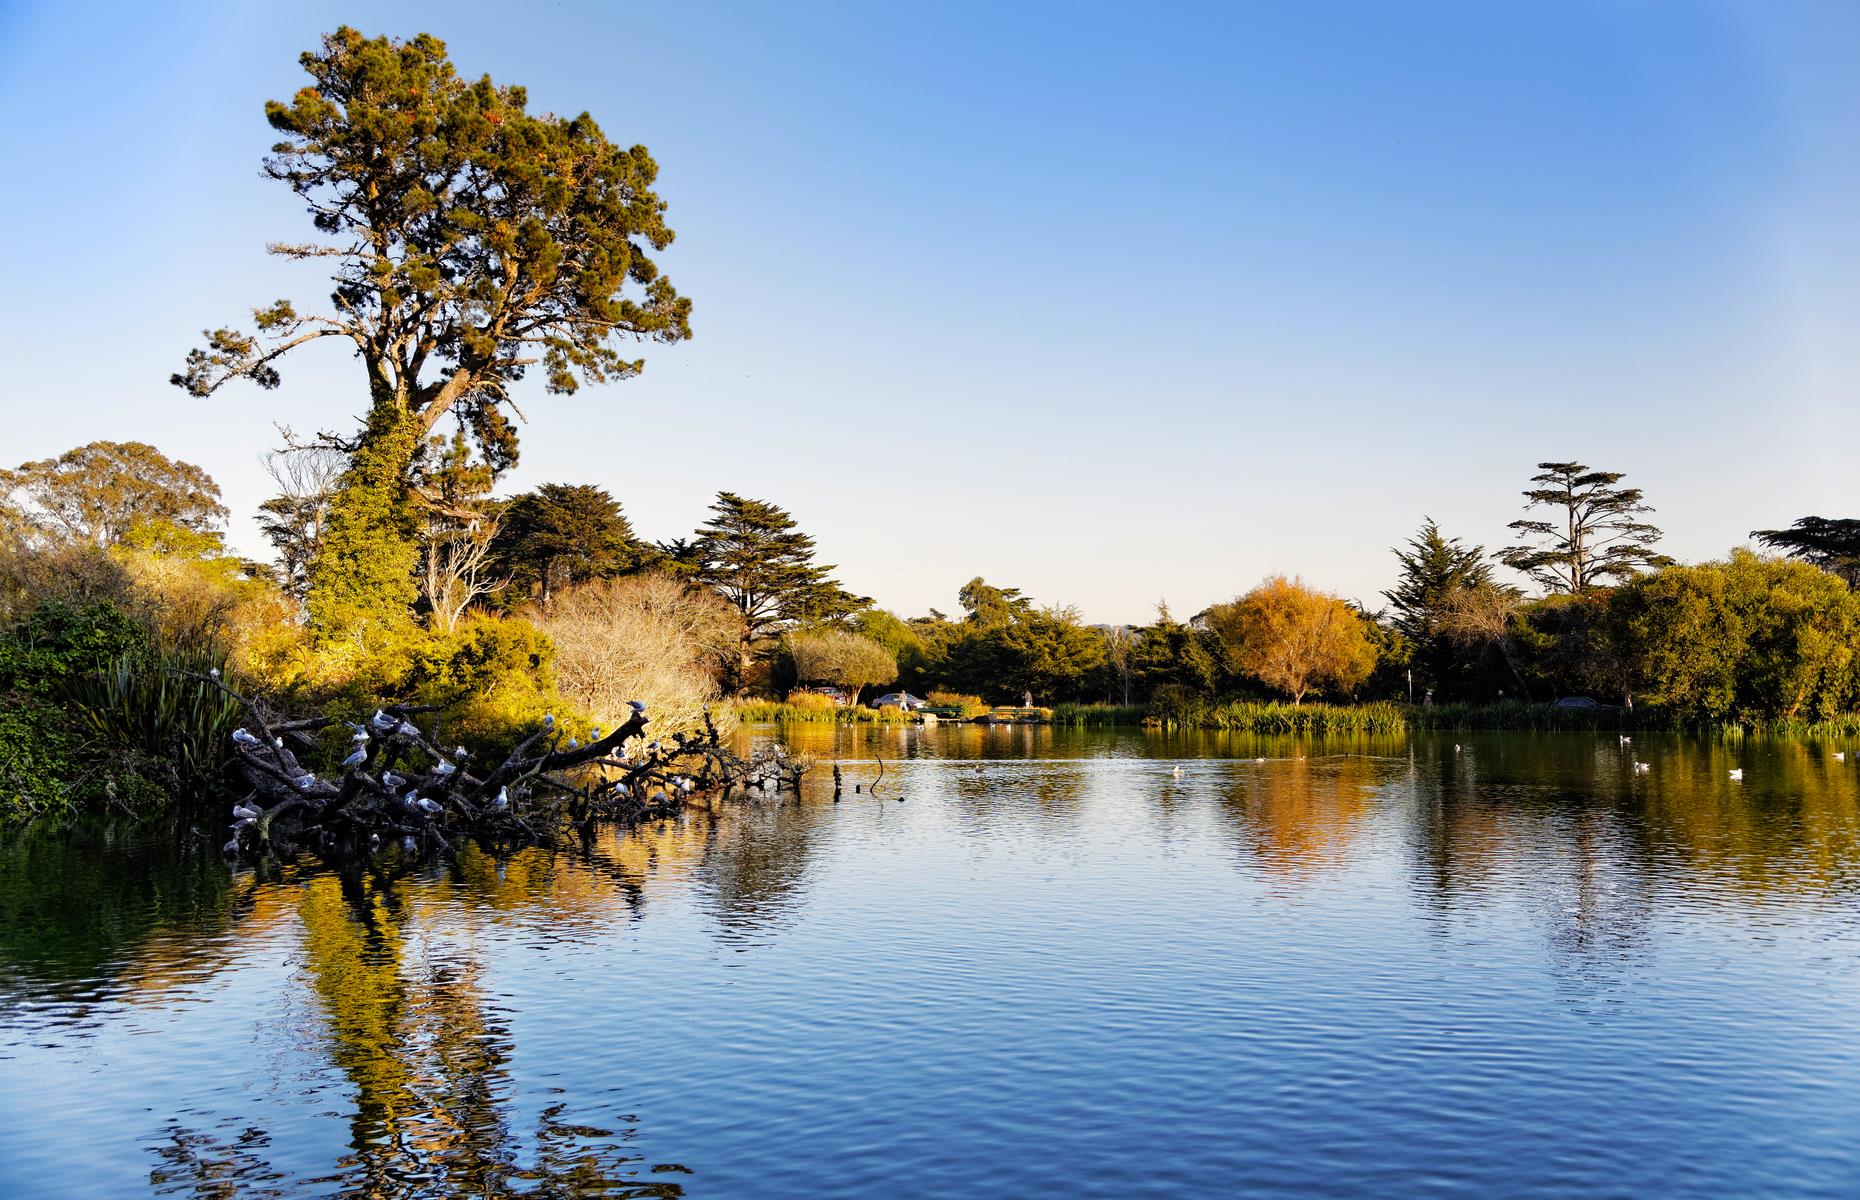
6 27 1860 837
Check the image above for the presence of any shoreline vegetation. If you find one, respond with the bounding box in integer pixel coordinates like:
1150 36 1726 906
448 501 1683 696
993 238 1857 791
735 698 1860 739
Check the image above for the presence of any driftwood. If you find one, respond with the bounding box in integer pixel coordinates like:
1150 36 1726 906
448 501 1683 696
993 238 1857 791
200 676 807 858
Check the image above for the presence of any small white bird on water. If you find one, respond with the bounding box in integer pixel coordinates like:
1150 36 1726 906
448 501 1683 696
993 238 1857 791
1728 768 1744 781
1619 735 1632 745
1836 752 1847 763
1634 761 1650 774
1171 765 1183 779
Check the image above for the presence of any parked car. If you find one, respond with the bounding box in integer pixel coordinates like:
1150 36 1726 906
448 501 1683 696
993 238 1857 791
1552 696 1617 710
869 692 926 711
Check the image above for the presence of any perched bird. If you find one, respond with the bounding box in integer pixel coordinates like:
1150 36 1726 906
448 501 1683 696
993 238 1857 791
543 713 556 728
351 728 370 744
647 740 661 753
341 747 367 769
590 726 602 741
368 832 381 848
232 817 256 831
566 738 579 750
370 709 396 732
402 790 422 810
293 772 317 791
491 787 510 810
453 746 468 759
273 737 284 749
209 667 221 679
416 797 443 817
628 700 647 715
1728 768 1744 782
232 728 260 748
397 719 420 738
232 802 261 822
1634 761 1651 774
222 838 240 854
650 790 669 805
402 836 417 851
433 760 456 777
1454 744 1462 753
382 771 406 789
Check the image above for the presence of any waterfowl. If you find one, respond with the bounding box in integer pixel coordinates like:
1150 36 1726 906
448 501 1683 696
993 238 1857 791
1728 768 1743 781
232 727 260 747
340 747 367 769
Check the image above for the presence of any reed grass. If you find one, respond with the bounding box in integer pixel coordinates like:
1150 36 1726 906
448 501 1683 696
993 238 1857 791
729 700 918 725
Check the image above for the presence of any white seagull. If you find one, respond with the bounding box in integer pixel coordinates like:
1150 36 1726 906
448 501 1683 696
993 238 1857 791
628 700 647 715
232 728 260 747
1728 768 1744 781
341 747 367 769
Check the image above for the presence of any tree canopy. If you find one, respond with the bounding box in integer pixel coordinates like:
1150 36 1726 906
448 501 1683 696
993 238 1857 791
788 629 898 705
1499 462 1671 593
173 27 690 638
1385 517 1493 694
1751 516 1860 587
1204 576 1377 705
491 483 645 607
1 441 227 548
688 492 865 689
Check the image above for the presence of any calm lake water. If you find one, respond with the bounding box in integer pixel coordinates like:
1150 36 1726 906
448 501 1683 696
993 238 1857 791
2 726 1858 1198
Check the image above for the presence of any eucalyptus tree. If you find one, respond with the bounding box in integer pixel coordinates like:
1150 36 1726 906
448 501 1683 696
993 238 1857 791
1499 462 1671 593
1 441 226 548
173 27 691 641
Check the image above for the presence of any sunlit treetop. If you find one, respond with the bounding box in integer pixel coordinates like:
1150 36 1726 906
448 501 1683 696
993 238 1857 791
173 26 692 473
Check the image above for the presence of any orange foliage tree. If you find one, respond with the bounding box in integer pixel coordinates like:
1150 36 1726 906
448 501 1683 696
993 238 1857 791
1204 576 1377 705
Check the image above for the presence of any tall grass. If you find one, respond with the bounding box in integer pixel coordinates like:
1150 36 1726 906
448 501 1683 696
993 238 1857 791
1151 700 1409 734
729 699 918 725
1049 703 1146 727
63 643 243 794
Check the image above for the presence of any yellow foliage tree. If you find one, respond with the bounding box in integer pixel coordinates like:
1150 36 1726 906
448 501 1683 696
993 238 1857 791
1205 575 1377 705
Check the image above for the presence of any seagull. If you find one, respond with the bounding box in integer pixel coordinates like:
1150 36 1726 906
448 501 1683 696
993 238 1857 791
370 709 396 732
382 771 406 789
1255 757 1266 763
340 747 367 769
1171 765 1183 779
1728 768 1743 781
566 738 579 750
232 802 261 821
232 728 260 747
209 667 221 679
232 817 256 831
273 737 284 749
293 771 318 791
369 832 381 848
433 761 456 777
1619 735 1632 745
543 713 556 728
491 786 510 810
650 790 668 805
351 728 370 744
453 746 468 759
628 700 647 715
590 726 602 740
1634 761 1650 774
416 797 443 817
397 719 419 738
402 790 422 810
1454 744 1462 753
1836 752 1847 763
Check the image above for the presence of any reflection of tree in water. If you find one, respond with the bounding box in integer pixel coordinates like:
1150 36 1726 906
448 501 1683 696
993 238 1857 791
692 802 826 945
1212 752 1387 877
149 860 690 1198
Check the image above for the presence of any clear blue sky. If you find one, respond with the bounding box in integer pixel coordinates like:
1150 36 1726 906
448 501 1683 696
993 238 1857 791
2 1 1856 623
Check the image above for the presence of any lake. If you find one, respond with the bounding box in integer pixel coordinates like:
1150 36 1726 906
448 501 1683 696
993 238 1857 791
2 726 1857 1197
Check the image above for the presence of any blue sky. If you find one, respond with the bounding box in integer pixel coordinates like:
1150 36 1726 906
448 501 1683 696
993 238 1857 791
2 1 1856 622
